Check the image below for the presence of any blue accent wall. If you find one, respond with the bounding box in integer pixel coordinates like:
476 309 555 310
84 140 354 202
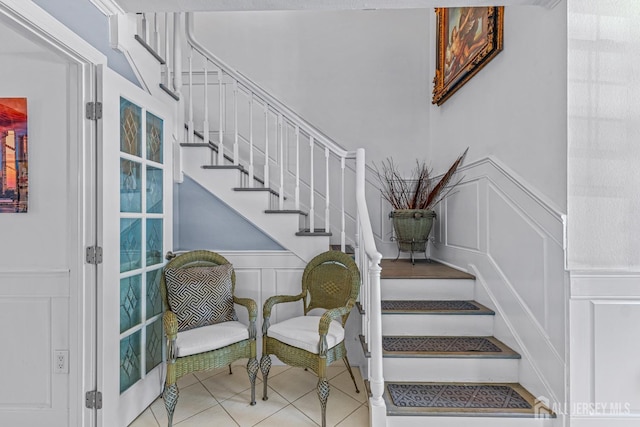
33 0 141 87
174 175 284 251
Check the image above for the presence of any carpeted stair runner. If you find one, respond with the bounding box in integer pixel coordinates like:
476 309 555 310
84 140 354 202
382 336 520 358
384 382 555 417
381 299 494 314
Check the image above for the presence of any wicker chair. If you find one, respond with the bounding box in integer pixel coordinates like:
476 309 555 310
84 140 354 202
260 250 361 427
161 250 258 427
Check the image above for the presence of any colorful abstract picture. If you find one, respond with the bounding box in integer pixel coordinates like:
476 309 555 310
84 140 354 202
0 98 28 213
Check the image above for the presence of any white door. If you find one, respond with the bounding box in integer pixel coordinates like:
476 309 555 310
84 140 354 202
97 65 174 427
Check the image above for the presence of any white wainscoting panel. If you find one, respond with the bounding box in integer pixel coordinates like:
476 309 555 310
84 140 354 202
488 185 547 329
445 181 480 251
570 272 640 426
0 297 52 407
593 301 640 412
0 270 70 424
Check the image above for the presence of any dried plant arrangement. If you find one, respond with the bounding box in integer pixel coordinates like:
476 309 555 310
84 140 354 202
374 148 469 211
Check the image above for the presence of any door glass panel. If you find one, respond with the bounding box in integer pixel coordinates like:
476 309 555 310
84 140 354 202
146 218 163 267
120 275 141 334
120 218 141 273
120 159 141 212
146 112 163 164
146 268 163 319
145 319 163 374
120 98 141 156
120 331 142 393
146 166 162 213
118 97 165 394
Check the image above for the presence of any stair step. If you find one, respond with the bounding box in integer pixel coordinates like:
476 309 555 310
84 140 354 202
203 164 246 172
382 336 519 359
295 229 332 236
134 34 166 64
159 83 179 100
381 278 475 301
383 381 554 419
233 187 282 199
381 301 494 336
264 209 308 216
381 258 474 280
381 300 494 315
381 336 520 382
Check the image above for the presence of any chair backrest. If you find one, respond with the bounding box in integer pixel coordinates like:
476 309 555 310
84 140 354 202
160 250 236 312
301 250 361 326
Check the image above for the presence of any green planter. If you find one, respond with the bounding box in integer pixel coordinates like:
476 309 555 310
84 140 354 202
390 209 436 263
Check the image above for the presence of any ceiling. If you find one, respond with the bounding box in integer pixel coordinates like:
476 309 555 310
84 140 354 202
110 0 560 13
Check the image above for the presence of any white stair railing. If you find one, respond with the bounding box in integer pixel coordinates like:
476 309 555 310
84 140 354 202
134 12 386 421
182 12 358 237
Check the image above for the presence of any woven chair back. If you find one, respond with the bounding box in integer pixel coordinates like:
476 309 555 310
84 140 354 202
302 251 360 325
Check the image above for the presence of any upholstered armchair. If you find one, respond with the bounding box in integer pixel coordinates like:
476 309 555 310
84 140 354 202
260 250 361 427
160 250 258 427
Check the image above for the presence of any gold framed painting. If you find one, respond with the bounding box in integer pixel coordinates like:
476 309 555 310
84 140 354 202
432 7 504 106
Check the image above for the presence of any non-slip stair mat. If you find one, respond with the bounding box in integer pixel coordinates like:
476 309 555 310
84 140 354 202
382 336 502 353
387 383 532 409
381 300 480 311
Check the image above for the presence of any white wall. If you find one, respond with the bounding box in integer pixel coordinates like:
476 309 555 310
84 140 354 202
568 1 640 425
567 0 640 271
429 4 567 211
192 9 432 171
0 53 74 426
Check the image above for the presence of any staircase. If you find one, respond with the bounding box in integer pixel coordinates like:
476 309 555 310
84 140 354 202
126 11 558 426
369 258 554 426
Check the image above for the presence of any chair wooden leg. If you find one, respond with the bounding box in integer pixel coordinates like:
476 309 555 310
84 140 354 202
228 365 233 375
259 354 272 401
163 382 179 427
247 357 259 405
317 377 330 427
343 355 360 393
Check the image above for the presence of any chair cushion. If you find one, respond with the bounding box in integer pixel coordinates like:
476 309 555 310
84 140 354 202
267 315 344 354
164 264 237 332
176 321 249 357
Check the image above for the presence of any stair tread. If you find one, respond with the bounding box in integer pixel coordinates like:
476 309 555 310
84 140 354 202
381 258 475 280
203 164 246 171
296 229 332 236
381 300 494 315
264 209 308 216
383 381 555 418
233 187 285 199
381 336 520 359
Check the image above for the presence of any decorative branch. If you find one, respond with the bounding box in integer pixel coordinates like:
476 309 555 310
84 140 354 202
374 148 468 211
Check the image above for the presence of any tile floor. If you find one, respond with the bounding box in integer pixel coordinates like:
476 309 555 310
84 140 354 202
129 359 368 427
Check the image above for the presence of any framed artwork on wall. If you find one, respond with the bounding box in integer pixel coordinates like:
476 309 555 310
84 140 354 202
0 98 28 213
432 7 504 106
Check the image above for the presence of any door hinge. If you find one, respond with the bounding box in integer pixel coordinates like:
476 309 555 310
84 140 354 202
85 390 103 409
85 245 103 265
86 101 103 120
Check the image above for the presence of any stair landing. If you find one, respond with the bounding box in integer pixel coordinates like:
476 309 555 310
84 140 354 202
381 258 475 280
